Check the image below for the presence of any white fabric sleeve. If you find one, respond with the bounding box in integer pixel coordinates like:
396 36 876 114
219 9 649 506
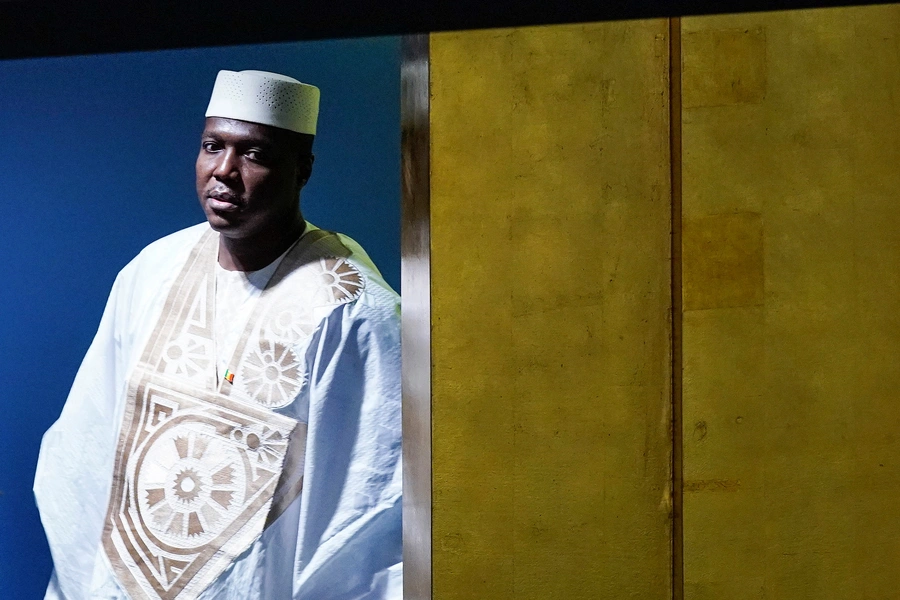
43 570 63 600
293 292 402 600
33 271 129 600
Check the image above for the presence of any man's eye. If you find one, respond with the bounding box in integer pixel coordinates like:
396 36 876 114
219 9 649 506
202 142 221 152
245 150 267 162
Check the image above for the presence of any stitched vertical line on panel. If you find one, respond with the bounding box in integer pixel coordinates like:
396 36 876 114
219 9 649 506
669 16 685 600
401 33 433 600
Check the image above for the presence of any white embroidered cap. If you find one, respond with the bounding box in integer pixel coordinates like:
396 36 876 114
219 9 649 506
205 70 320 135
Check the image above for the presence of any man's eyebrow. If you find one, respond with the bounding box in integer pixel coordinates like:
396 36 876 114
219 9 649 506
200 132 276 147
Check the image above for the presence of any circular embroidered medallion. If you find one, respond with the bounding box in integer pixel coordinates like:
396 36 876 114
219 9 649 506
161 335 212 384
137 425 246 548
238 340 306 408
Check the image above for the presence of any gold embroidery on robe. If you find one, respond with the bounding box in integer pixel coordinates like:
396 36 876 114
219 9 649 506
102 229 364 600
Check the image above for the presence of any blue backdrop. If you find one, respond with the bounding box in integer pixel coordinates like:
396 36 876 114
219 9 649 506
0 37 400 597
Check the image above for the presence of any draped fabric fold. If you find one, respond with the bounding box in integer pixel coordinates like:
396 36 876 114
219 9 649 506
35 222 402 600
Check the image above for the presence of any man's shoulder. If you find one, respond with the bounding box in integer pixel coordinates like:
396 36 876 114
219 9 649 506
122 222 209 277
136 222 210 261
311 228 397 300
300 225 399 325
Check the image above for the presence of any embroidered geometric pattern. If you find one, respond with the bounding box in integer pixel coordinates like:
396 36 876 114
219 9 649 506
103 378 298 600
228 249 365 409
315 257 365 304
161 334 212 385
102 229 370 600
239 340 305 408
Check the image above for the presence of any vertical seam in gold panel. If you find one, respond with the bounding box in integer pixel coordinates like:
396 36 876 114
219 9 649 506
401 33 432 600
669 16 685 600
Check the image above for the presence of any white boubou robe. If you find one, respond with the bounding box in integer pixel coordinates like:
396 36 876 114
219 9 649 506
33 222 402 600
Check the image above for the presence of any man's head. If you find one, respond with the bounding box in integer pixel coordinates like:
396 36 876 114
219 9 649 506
196 70 319 242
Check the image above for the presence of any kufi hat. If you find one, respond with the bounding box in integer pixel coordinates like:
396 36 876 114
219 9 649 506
205 70 320 135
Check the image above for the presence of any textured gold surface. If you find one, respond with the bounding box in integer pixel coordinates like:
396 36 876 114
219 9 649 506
683 212 764 311
682 27 767 109
682 6 900 598
430 22 672 599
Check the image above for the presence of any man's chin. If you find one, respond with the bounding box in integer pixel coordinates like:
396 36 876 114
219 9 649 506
204 210 241 232
206 218 259 243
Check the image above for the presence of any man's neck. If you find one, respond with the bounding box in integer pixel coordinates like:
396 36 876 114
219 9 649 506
217 218 306 272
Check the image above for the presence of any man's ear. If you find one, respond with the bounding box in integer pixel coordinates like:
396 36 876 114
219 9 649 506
297 154 315 187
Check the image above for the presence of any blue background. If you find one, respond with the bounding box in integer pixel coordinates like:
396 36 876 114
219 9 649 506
0 37 400 596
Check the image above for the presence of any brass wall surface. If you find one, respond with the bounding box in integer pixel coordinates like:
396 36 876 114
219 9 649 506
429 22 673 599
681 6 900 598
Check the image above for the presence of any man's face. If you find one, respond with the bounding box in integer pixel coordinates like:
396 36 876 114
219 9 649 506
196 117 312 240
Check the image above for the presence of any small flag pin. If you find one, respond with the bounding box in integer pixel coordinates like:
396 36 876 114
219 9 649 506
224 369 235 384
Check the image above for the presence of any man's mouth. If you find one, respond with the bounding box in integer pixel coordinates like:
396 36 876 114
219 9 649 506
207 190 241 212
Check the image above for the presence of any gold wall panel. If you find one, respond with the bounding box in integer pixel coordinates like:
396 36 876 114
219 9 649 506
682 6 900 598
683 212 764 311
682 26 767 109
430 21 673 599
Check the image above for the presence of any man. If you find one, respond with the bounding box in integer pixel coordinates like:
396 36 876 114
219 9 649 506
33 70 402 600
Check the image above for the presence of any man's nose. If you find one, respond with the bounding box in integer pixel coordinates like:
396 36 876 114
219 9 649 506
213 148 239 180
